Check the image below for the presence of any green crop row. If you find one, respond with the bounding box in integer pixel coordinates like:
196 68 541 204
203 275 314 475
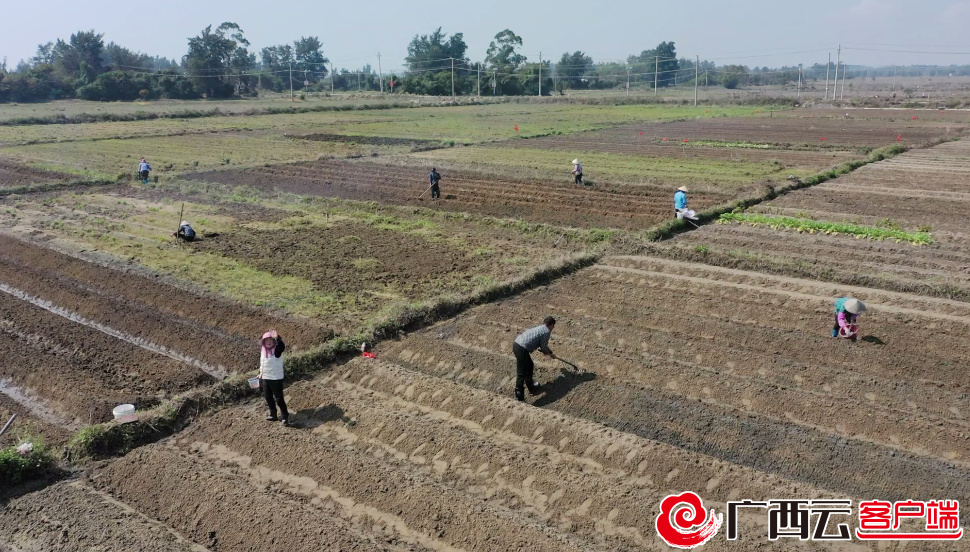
718 212 932 244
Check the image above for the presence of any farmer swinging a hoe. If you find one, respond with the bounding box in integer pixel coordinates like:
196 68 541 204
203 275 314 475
429 167 442 200
512 316 557 402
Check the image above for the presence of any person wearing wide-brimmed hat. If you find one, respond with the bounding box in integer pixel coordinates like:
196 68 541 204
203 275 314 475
833 297 866 341
674 186 691 219
571 159 583 185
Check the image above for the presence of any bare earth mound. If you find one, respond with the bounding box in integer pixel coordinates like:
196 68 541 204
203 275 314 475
0 160 74 188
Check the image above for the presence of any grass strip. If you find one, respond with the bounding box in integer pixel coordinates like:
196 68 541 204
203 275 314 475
717 212 932 244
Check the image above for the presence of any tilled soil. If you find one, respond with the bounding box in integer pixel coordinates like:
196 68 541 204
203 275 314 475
593 118 964 148
192 221 477 299
0 291 214 425
0 238 334 370
0 160 73 188
184 160 732 230
6 356 885 552
378 256 970 509
0 392 73 448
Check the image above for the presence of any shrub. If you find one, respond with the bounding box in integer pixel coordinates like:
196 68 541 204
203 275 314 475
0 437 58 487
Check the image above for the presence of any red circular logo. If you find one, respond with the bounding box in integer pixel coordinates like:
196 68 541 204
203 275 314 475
656 492 722 549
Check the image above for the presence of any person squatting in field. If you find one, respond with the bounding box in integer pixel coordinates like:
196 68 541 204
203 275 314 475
138 158 151 184
258 330 290 426
429 167 442 199
173 220 196 242
571 159 584 185
512 316 557 402
833 297 866 341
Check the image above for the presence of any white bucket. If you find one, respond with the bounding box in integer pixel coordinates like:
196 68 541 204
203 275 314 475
248 377 260 389
112 404 135 420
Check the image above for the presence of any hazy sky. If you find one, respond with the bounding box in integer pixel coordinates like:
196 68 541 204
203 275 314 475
2 0 969 71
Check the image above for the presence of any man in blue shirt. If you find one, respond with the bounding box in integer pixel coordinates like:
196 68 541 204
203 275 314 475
138 158 151 184
429 167 442 199
173 220 196 242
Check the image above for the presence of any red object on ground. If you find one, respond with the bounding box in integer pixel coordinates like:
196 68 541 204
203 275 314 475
362 352 376 359
897 135 902 141
662 138 669 141
514 125 519 131
683 139 689 143
912 116 918 120
639 131 644 136
820 137 826 141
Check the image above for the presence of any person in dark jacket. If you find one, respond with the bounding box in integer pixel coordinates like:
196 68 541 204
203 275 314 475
173 220 196 242
258 330 290 426
512 316 557 402
429 167 442 200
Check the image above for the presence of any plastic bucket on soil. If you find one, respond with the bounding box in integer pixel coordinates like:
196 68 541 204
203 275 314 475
248 377 260 389
112 404 137 423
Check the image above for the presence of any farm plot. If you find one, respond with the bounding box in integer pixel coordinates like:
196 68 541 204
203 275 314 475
647 139 970 301
0 132 408 180
0 237 331 444
377 256 970 509
0 355 877 552
185 159 734 230
554 117 964 149
0 159 74 188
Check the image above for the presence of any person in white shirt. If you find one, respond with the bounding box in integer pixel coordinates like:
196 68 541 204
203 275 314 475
571 159 584 185
258 330 290 426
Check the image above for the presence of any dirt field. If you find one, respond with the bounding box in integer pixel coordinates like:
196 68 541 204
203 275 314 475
0 159 73 188
184 160 734 230
539 118 966 149
652 139 970 302
0 237 334 431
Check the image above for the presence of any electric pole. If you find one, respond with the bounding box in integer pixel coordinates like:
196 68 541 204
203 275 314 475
797 64 802 100
654 56 659 96
626 67 630 96
538 51 542 96
825 53 831 100
705 70 708 91
477 62 481 96
694 55 699 106
377 52 384 94
839 59 849 101
834 46 841 102
289 62 294 101
451 58 455 99
331 62 335 93
892 66 897 93
493 69 497 95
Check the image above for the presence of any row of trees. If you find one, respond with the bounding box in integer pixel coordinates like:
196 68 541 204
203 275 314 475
5 24 970 102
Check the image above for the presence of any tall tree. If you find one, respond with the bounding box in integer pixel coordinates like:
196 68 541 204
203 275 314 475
294 36 328 82
32 43 55 66
557 51 594 89
485 29 526 95
52 31 105 83
184 22 252 97
403 27 470 95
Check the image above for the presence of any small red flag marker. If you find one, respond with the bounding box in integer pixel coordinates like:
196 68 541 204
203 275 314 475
514 125 519 131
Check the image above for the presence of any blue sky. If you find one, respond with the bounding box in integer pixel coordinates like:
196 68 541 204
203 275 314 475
2 0 969 70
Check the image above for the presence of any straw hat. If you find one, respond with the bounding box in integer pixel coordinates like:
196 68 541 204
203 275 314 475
844 298 866 314
677 186 688 192
572 159 580 164
181 221 189 226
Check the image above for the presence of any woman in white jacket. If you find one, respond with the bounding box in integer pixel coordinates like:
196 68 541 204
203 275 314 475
258 330 289 426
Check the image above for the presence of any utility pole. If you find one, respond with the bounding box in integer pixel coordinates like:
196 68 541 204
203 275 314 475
626 67 630 96
477 62 481 96
825 53 831 100
377 52 384 94
331 62 335 93
451 58 455 99
892 65 897 93
654 55 659 96
289 62 294 101
694 55 699 106
358 71 361 91
493 69 497 95
538 51 542 96
833 46 841 102
797 65 802 100
839 59 849 101
705 70 708 91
